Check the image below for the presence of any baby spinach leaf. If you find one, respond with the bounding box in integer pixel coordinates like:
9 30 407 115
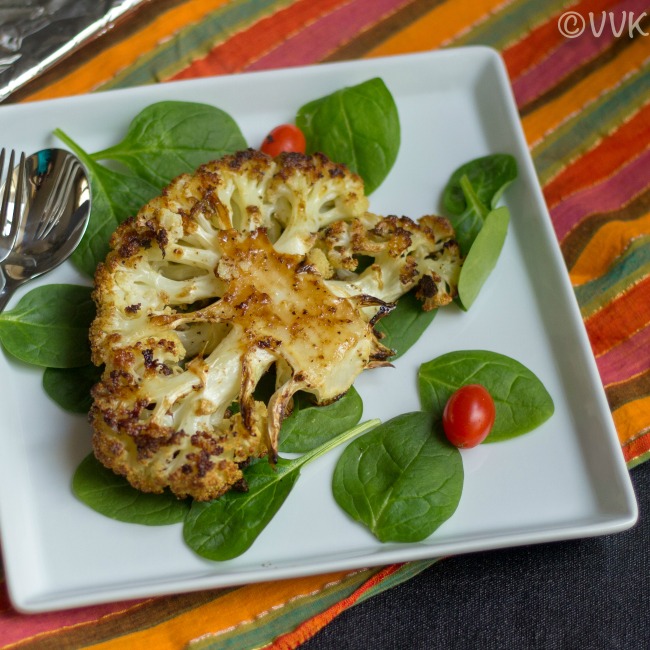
279 386 363 453
457 206 510 310
184 458 299 561
184 419 379 561
443 154 517 216
418 350 554 443
296 78 400 194
91 101 247 187
447 175 489 256
0 284 94 368
73 454 190 525
43 363 102 413
375 290 437 360
54 128 159 277
440 155 518 307
332 412 463 543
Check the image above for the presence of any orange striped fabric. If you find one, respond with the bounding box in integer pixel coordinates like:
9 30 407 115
265 564 406 649
365 0 517 55
570 212 650 286
170 0 353 78
22 0 236 102
585 275 650 357
543 101 650 211
520 34 650 150
1 0 648 647
502 0 622 79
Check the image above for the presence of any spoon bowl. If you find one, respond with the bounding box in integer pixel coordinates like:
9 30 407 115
0 148 91 312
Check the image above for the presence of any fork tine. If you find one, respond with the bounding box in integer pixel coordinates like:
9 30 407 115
8 152 26 242
0 150 26 257
1 149 16 230
0 148 4 233
36 154 79 240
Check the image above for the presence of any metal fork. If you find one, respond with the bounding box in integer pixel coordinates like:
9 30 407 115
0 148 26 264
35 153 82 240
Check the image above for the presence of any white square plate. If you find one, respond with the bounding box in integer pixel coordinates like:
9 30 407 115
0 47 637 613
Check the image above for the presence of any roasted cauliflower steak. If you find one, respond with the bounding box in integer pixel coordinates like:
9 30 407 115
89 150 461 501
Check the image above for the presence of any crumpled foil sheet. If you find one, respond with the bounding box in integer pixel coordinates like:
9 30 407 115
0 0 148 102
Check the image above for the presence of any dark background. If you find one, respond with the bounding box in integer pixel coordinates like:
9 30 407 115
303 461 649 649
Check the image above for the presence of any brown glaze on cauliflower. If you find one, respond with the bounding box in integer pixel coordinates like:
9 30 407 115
89 150 461 501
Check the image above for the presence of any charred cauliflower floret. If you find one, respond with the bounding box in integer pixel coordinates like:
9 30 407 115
318 212 461 310
90 149 461 501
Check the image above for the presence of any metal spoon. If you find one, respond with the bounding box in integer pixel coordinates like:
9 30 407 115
0 148 91 312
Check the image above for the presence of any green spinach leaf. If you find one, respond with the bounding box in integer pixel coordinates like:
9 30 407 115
375 290 437 359
441 155 518 307
43 363 102 413
54 129 159 277
73 454 191 525
450 175 490 255
443 154 517 216
418 350 554 443
184 419 379 561
91 101 247 187
279 386 363 453
0 284 94 367
332 412 463 543
296 78 400 194
457 206 510 310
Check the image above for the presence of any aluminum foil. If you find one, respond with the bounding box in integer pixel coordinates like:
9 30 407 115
0 0 148 102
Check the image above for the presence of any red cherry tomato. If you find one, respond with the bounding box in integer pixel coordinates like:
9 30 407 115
260 124 306 156
442 384 496 448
